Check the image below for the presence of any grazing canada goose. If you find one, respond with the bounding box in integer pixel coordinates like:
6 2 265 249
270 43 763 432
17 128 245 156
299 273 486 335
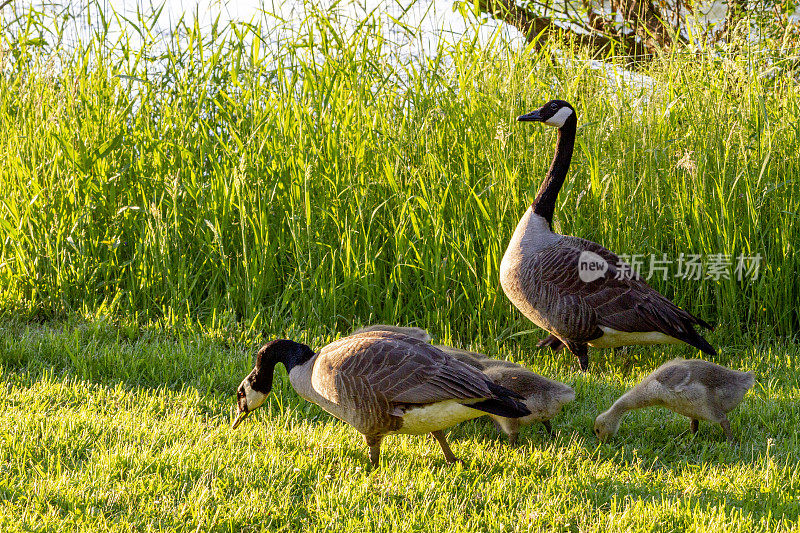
500 99 715 370
594 359 754 442
233 331 531 466
353 325 575 444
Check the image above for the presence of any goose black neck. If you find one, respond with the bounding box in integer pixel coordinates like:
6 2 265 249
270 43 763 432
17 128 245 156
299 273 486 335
252 340 315 392
281 342 315 373
532 118 576 227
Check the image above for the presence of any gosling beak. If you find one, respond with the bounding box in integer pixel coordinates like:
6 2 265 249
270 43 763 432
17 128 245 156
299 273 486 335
232 410 249 429
517 109 543 122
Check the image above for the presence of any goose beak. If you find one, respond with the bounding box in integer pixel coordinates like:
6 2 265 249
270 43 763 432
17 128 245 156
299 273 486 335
517 110 543 122
232 410 249 429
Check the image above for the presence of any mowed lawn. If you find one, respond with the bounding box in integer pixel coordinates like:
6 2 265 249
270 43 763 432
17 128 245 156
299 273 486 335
1 320 797 532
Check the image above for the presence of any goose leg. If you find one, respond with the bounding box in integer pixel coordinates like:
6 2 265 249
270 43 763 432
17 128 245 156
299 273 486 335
720 418 734 442
365 435 383 467
576 344 589 371
542 420 553 437
537 335 564 353
491 418 503 434
431 430 460 464
690 418 699 434
493 417 521 446
563 341 589 371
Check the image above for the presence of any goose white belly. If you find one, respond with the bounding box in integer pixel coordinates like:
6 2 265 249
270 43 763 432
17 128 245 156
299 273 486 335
589 327 681 349
500 209 561 279
390 400 484 435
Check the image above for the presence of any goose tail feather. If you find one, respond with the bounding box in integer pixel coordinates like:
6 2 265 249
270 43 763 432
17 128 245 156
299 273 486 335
679 327 717 356
466 381 531 418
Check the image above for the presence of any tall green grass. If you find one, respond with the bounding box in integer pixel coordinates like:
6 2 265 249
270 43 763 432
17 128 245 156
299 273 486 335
0 1 798 345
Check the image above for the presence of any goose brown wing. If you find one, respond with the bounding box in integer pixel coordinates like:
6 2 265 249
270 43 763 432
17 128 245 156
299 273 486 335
537 237 714 351
331 332 500 404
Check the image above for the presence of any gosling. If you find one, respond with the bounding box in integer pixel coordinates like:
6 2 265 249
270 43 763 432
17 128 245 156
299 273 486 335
438 346 575 444
352 324 431 343
594 359 754 442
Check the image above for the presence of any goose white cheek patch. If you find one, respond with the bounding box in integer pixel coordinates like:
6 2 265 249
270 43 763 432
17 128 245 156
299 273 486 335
544 107 573 128
243 380 267 411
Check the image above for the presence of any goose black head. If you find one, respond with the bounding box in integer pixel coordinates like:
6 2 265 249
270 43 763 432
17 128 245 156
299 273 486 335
232 339 314 429
517 100 576 129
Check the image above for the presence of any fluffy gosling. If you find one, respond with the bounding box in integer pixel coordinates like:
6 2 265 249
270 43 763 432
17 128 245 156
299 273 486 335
437 346 575 444
594 359 754 442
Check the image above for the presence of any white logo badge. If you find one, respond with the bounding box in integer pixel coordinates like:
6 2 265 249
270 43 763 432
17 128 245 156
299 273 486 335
578 251 608 283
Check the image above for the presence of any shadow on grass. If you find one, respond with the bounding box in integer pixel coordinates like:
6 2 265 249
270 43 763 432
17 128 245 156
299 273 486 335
0 318 259 395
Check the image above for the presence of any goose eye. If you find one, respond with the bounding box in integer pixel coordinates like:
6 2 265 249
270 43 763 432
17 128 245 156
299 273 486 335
550 103 558 109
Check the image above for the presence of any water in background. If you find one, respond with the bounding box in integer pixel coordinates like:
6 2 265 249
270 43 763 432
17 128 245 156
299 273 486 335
13 0 799 59
9 0 520 55
9 0 795 127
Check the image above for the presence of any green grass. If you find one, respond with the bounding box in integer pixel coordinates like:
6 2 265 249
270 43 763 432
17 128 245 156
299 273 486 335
1 319 797 532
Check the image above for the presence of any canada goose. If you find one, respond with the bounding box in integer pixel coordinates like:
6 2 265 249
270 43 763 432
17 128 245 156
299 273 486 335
353 325 575 444
500 99 715 370
594 359 754 441
232 331 531 466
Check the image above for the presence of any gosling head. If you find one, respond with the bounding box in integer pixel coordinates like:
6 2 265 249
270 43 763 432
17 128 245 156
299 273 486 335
517 99 576 129
593 410 620 442
553 383 576 409
232 339 314 429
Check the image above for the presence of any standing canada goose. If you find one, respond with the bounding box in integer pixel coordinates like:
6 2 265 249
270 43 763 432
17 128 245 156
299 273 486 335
232 331 530 466
594 359 754 442
500 99 715 370
353 324 575 445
